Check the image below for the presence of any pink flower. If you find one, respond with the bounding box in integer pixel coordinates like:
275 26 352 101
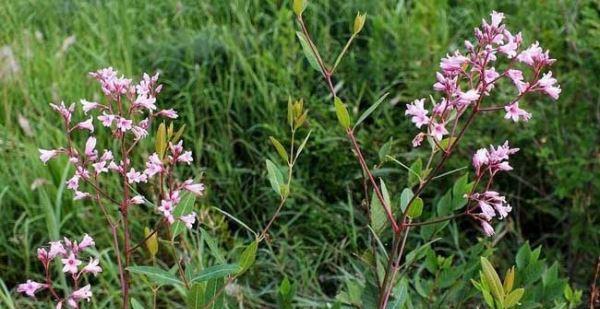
133 94 156 111
84 137 97 158
480 220 495 237
490 11 504 28
17 280 46 297
48 241 67 259
472 148 489 172
157 109 178 119
76 117 94 132
177 151 193 164
97 113 115 127
504 102 531 122
144 153 163 177
71 284 92 302
457 89 480 106
131 126 148 140
517 42 556 67
73 191 90 200
433 72 457 94
39 149 59 164
130 195 145 205
66 175 80 190
472 191 512 220
158 199 174 215
80 100 100 114
126 168 147 184
61 252 82 274
498 30 520 58
82 258 102 276
506 69 528 94
430 121 448 141
169 141 184 156
412 132 425 147
116 117 133 132
79 234 95 250
93 161 108 174
405 99 430 128
180 212 197 229
440 51 468 76
432 98 447 116
537 71 561 100
183 179 205 195
478 201 497 221
50 102 75 123
37 248 50 264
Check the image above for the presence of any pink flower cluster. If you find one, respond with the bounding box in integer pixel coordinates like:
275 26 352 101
38 68 203 228
17 234 101 308
468 142 520 236
405 11 560 147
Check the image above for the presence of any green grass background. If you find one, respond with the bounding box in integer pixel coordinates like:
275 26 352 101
0 0 598 307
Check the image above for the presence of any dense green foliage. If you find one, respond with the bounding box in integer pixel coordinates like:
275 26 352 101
0 0 597 307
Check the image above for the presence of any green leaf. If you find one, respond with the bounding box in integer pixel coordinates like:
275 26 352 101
131 298 144 309
388 277 409 308
353 92 389 130
295 130 311 162
203 278 224 309
503 266 515 293
516 242 531 269
504 288 525 308
278 277 295 309
187 283 204 309
171 193 196 238
334 97 351 129
238 240 258 275
370 187 386 234
155 123 167 159
127 266 183 286
407 197 423 218
265 159 284 195
190 264 240 283
400 188 414 212
452 173 473 210
295 31 321 72
172 124 186 143
480 257 505 302
269 136 289 163
144 226 158 257
201 228 226 263
408 159 422 187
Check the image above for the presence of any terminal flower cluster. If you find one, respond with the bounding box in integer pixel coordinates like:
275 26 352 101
17 234 101 308
405 11 560 148
38 68 203 228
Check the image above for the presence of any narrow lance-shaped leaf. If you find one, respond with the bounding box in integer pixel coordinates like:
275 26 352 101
144 227 158 257
127 266 183 286
480 257 505 301
269 136 289 163
171 193 196 238
353 92 389 130
504 288 525 308
334 97 351 129
265 159 283 195
190 264 240 283
187 283 204 309
238 240 258 275
296 31 321 72
156 123 167 159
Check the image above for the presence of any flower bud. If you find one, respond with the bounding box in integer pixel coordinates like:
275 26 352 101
353 12 366 35
293 0 306 17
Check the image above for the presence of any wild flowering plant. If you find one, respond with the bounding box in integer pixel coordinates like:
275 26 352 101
293 1 559 307
26 66 309 308
17 234 101 308
34 68 203 308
